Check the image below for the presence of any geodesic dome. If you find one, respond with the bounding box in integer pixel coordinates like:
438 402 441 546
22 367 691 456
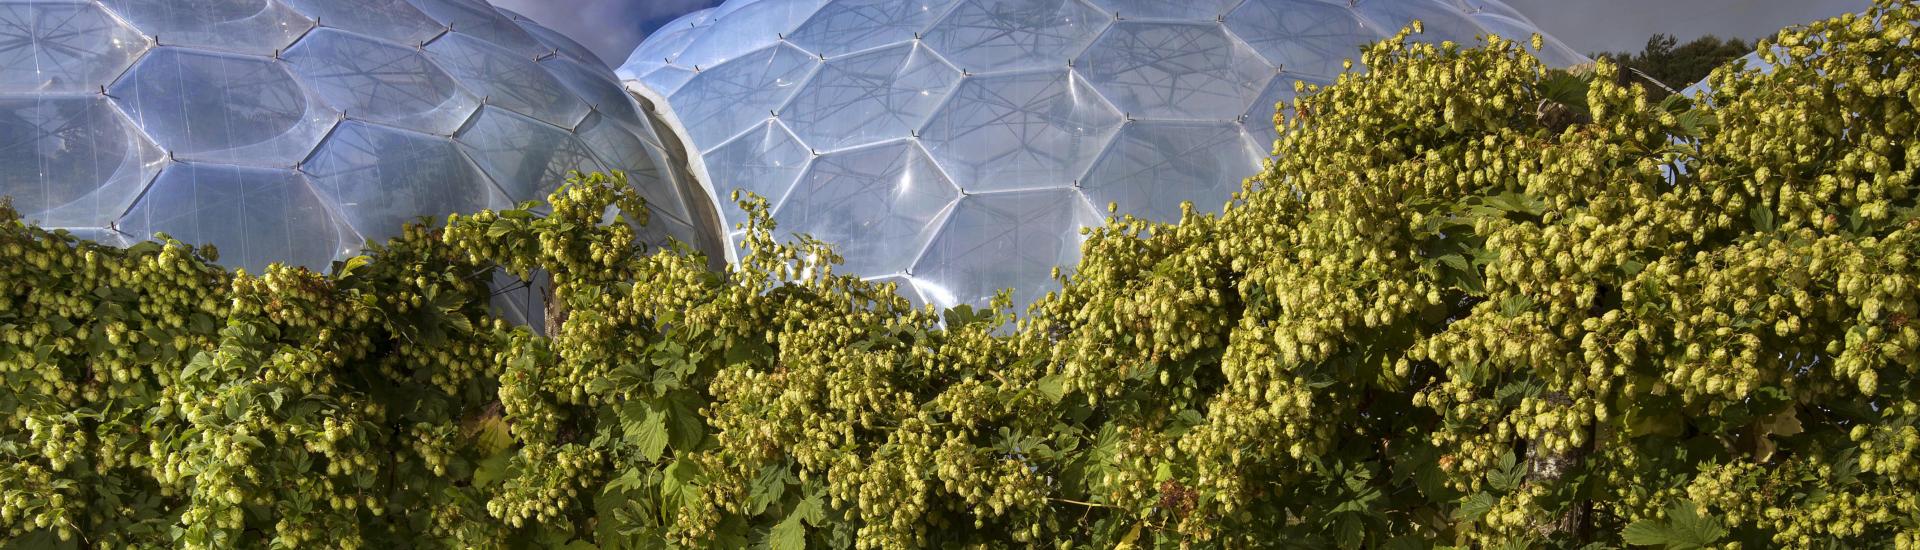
620 0 1584 312
0 0 720 277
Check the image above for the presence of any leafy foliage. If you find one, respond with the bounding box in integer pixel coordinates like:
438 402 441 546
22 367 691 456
3 1 1920 548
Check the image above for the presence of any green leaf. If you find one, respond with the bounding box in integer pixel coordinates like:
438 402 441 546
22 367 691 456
768 511 807 550
1621 501 1726 549
471 414 513 457
662 457 701 513
629 405 668 462
1487 451 1524 492
1454 493 1495 521
662 391 706 451
473 452 511 487
337 255 373 278
745 464 790 516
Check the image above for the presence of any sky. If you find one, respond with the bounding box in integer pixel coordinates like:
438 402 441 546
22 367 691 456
1505 0 1872 54
491 0 1872 68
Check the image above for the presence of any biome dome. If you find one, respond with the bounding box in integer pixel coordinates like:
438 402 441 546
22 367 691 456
620 0 1585 313
0 0 722 283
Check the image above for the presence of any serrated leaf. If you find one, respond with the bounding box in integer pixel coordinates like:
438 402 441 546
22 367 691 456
473 452 511 487
1621 501 1726 549
746 464 789 516
769 514 807 550
1454 493 1495 521
662 457 701 513
630 407 668 462
662 391 706 451
1488 451 1524 491
337 255 373 278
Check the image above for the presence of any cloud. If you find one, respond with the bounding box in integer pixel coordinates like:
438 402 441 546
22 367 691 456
486 0 720 67
1502 0 1871 54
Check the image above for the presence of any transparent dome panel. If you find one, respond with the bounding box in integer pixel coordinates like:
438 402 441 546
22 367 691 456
787 0 959 58
0 2 151 93
869 274 928 310
425 32 589 128
540 56 647 127
302 121 509 244
1353 0 1486 46
1225 0 1380 79
282 0 444 45
919 70 1122 192
671 0 825 70
1083 120 1259 220
1087 0 1240 21
670 43 819 149
514 17 606 67
575 111 691 223
99 0 313 56
1470 14 1585 67
1243 74 1328 153
109 48 336 166
781 43 961 151
1075 21 1274 119
456 106 606 204
283 28 479 135
702 120 812 219
117 163 351 272
406 0 547 57
922 0 1110 74
912 188 1096 311
774 140 957 275
0 96 164 228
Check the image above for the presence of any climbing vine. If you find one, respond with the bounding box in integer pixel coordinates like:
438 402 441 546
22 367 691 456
3 1 1918 547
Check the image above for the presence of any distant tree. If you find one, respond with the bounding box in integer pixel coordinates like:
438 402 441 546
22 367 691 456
1595 34 1753 97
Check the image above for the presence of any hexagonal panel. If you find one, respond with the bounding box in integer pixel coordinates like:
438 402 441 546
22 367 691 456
407 0 548 57
1470 14 1585 67
788 0 959 58
425 32 589 129
575 111 692 223
110 48 336 166
919 70 1122 192
1243 74 1328 153
702 120 812 213
98 0 313 56
868 274 928 310
640 65 699 96
0 2 151 93
671 0 825 70
1353 0 1487 46
117 163 353 272
921 0 1110 74
510 14 606 67
1225 0 1379 79
669 43 819 149
774 141 957 275
1087 0 1239 20
0 96 165 228
1082 120 1259 221
302 121 508 244
283 28 479 135
1073 21 1274 120
911 188 1097 311
540 56 648 128
617 9 707 81
455 106 605 203
282 0 444 45
782 42 961 151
